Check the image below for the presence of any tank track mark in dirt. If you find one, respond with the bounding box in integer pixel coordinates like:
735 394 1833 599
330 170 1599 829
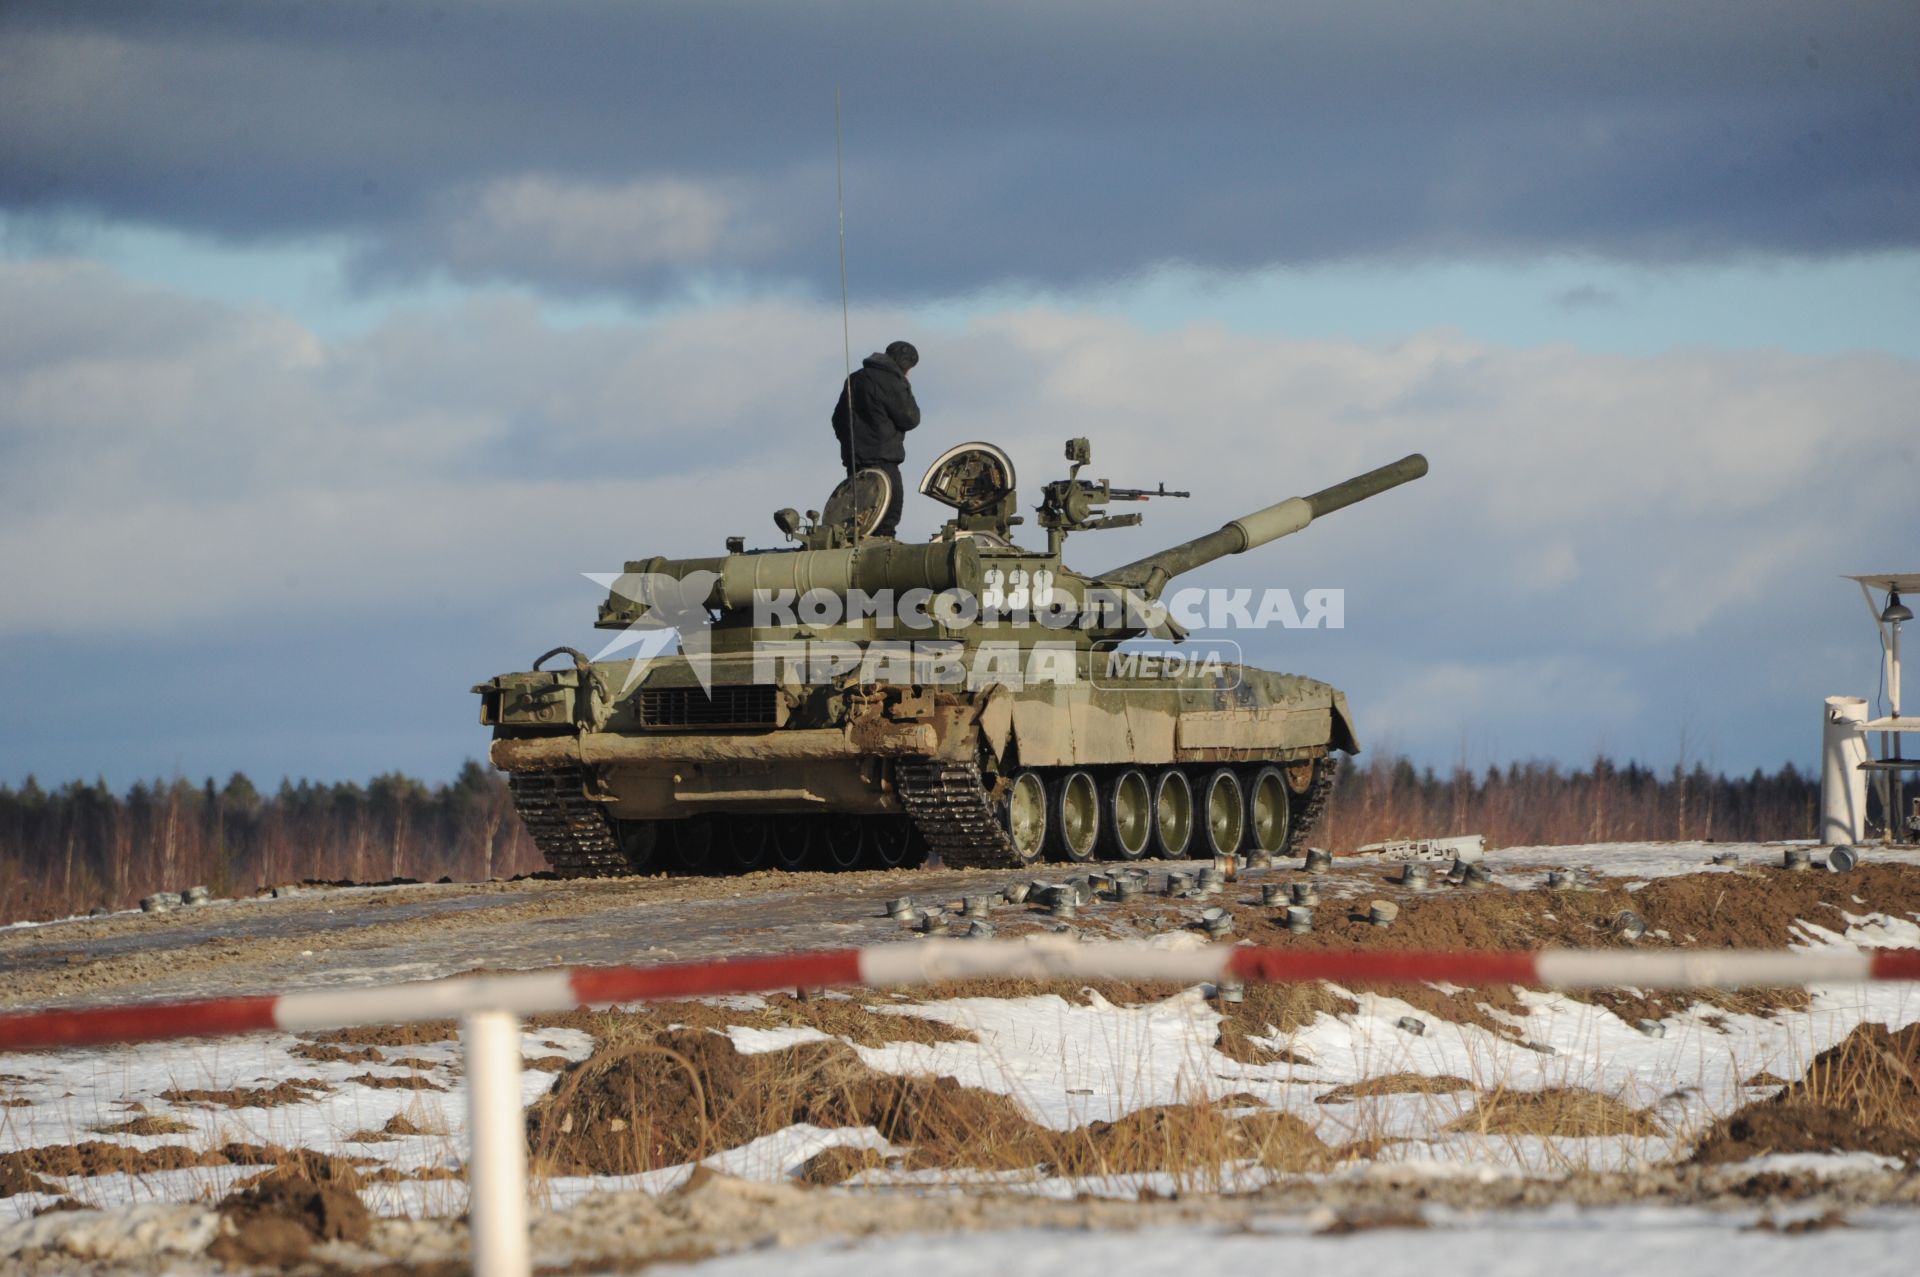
506 767 632 878
894 759 1026 869
1292 754 1338 842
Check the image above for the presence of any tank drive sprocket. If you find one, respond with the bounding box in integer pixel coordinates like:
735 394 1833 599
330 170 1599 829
505 766 632 878
1291 754 1339 841
894 759 1027 869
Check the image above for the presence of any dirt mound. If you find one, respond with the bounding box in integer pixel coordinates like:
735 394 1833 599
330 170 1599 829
1446 1087 1663 1138
210 1173 371 1267
0 1141 370 1192
529 1028 1330 1180
530 1029 1038 1175
345 1072 447 1092
1231 862 1920 1023
160 1079 331 1108
289 1041 387 1064
1691 1023 1920 1165
299 1021 459 1048
1315 1073 1473 1104
0 1161 58 1198
89 1115 195 1136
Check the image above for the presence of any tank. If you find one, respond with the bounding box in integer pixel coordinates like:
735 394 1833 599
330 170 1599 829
474 438 1428 876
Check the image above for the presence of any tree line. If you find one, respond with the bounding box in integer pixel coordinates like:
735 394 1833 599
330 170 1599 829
0 756 1818 923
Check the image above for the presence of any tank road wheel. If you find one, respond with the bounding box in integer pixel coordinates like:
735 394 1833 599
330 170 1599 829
1103 769 1153 860
1199 768 1245 858
1049 770 1102 862
773 817 817 872
865 816 924 870
726 816 775 873
670 816 719 874
819 815 866 871
1244 766 1293 857
1150 768 1194 859
1001 770 1050 865
614 820 661 874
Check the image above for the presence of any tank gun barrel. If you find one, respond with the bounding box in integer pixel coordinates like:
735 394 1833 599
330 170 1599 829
1103 453 1428 592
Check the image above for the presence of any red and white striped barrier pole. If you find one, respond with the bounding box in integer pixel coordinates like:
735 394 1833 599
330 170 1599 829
4 938 1916 1053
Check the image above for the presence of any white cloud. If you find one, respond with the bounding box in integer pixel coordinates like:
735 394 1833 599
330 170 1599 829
2 259 1914 692
438 175 750 278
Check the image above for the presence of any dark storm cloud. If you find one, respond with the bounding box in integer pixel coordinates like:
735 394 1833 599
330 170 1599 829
3 0 1916 299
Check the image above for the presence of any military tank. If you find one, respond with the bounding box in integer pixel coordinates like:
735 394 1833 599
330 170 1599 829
475 439 1427 876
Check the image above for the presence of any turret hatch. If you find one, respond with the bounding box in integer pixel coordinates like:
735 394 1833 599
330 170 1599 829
919 443 1016 514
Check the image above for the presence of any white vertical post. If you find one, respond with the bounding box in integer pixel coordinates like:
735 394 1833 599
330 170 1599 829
1821 695 1869 846
462 1010 529 1277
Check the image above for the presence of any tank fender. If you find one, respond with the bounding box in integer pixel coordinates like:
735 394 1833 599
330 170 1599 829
1330 692 1361 755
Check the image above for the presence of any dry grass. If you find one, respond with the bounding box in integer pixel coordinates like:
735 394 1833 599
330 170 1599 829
1315 1073 1474 1105
1445 1086 1664 1138
526 1028 1334 1186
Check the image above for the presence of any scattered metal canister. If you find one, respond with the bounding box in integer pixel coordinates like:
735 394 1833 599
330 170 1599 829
1303 848 1333 874
1638 1019 1665 1038
1114 877 1141 902
1200 906 1234 937
1828 847 1859 874
1444 860 1469 885
1166 871 1194 895
1217 980 1245 1004
1216 853 1241 881
1290 881 1320 907
1369 900 1399 928
1050 895 1078 920
915 910 942 934
1612 910 1647 942
1782 848 1812 872
887 896 915 921
967 920 996 940
1711 852 1741 866
1545 870 1571 890
182 886 211 906
1400 863 1432 890
1463 863 1494 886
1395 1016 1426 1036
1285 906 1314 934
139 893 175 914
1261 883 1287 906
1197 868 1226 895
1003 881 1032 905
963 895 993 918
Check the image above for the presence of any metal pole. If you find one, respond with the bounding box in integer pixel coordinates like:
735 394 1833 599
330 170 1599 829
1821 695 1869 846
462 1010 529 1277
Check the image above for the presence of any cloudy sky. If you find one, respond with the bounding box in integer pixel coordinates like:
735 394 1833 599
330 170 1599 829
2 0 1916 789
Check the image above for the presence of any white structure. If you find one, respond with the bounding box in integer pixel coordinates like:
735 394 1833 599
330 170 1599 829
1823 573 1918 846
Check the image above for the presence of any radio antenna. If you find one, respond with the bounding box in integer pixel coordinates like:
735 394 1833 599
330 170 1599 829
834 88 861 551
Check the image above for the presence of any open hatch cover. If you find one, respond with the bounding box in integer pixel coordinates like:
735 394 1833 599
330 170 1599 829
919 442 1016 514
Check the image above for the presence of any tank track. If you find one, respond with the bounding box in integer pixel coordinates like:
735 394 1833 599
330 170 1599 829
505 766 633 878
1291 753 1339 842
893 759 1026 869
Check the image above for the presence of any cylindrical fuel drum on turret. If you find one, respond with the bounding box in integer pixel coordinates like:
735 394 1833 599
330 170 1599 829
612 539 985 616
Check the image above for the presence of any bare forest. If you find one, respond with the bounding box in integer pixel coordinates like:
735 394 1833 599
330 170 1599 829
0 756 1818 924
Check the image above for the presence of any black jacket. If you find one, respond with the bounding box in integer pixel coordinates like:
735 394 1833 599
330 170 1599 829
831 352 920 466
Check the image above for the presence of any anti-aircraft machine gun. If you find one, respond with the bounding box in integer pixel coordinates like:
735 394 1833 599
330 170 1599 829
476 438 1428 875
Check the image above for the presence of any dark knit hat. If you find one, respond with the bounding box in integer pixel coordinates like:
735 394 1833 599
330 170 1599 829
885 340 919 371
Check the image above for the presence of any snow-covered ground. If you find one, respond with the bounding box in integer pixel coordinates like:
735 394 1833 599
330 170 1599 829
2 842 1917 1272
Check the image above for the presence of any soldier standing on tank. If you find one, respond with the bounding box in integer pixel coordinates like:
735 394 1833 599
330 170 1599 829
831 340 920 539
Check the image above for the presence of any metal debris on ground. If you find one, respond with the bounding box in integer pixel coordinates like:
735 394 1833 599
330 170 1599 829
1361 834 1487 863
